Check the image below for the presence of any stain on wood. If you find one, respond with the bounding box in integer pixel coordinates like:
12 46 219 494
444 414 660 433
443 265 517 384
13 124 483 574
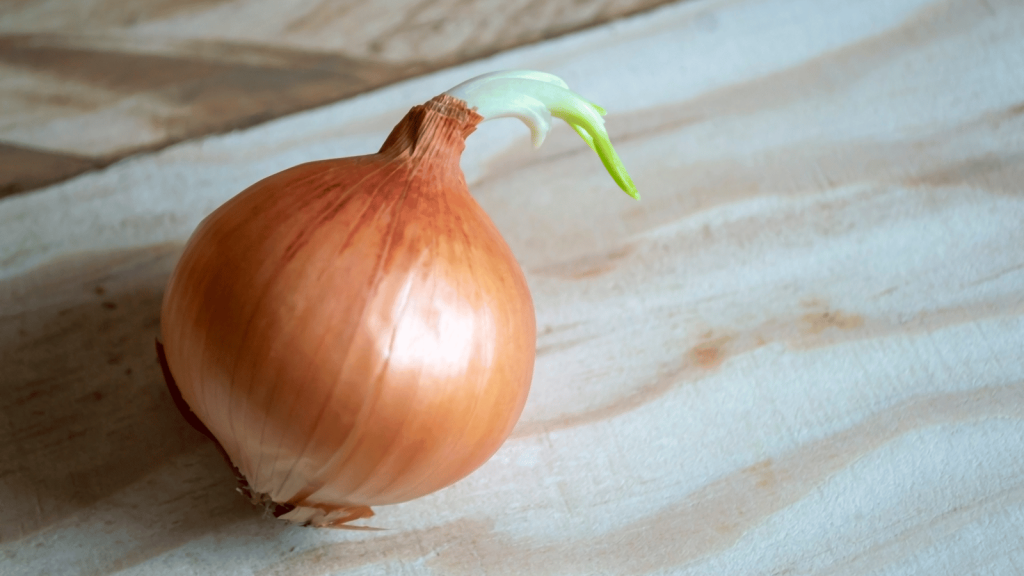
801 310 865 334
689 334 731 369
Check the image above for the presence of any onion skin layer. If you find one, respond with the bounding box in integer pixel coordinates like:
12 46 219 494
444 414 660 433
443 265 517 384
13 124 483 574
160 95 536 527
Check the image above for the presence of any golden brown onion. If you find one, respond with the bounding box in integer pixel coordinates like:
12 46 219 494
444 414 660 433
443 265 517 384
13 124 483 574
159 71 636 527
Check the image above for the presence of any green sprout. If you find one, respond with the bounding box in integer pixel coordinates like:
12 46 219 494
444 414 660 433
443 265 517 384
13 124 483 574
445 70 639 200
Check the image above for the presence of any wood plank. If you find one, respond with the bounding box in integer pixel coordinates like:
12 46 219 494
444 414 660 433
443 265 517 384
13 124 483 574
2 0 1024 574
0 0 675 195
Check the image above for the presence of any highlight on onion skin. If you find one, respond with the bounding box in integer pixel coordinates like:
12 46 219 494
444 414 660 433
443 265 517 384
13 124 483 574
158 71 637 528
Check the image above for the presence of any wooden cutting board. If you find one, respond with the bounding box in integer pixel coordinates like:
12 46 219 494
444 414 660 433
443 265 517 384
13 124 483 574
2 0 1023 574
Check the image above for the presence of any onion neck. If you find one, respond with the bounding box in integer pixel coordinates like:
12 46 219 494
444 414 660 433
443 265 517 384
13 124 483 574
444 70 639 200
378 94 483 169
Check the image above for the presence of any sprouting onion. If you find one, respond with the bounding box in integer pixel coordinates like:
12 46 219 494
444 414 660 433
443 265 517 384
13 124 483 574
158 70 637 527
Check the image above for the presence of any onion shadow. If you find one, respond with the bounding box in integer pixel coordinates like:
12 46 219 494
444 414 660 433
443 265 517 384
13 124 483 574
0 244 284 567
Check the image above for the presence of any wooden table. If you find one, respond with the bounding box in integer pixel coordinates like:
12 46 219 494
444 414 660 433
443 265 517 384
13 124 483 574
3 0 1023 574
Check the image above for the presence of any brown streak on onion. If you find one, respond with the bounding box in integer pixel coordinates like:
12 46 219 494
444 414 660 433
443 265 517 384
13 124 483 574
264 165 412 502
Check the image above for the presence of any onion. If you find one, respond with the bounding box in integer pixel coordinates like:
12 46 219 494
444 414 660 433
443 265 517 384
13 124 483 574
158 70 637 527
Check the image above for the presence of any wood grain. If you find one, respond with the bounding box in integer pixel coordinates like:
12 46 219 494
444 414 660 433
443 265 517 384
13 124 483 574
0 0 674 196
2 0 1024 574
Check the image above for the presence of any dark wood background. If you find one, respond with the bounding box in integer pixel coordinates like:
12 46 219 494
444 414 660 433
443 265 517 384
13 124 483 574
0 0 674 198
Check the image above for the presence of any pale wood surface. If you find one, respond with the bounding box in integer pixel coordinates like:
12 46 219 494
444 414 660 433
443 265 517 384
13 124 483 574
3 0 1024 574
0 0 672 196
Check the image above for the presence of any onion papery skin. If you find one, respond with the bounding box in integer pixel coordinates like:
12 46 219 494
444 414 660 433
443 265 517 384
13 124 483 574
160 95 536 526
